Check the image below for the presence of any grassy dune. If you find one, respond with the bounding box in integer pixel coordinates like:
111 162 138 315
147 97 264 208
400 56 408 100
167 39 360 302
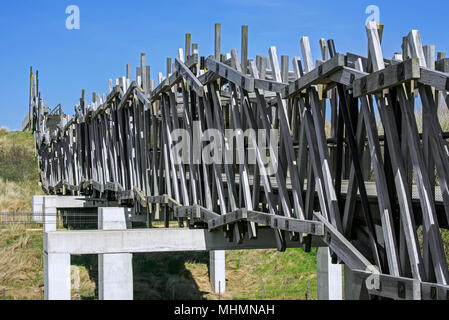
0 225 43 299
0 128 43 212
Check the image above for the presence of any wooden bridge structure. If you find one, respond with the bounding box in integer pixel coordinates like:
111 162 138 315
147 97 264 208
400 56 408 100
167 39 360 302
26 22 449 300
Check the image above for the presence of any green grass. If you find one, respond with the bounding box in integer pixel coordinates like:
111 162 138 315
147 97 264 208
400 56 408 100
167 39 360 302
0 225 96 300
0 129 38 183
0 225 44 299
225 248 317 300
0 129 42 212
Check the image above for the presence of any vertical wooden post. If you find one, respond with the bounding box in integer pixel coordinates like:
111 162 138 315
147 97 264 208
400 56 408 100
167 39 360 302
141 53 147 94
281 55 289 83
29 66 33 129
166 57 172 77
146 66 151 93
241 25 248 74
215 23 221 61
192 43 198 55
185 33 191 61
126 64 131 81
36 70 39 100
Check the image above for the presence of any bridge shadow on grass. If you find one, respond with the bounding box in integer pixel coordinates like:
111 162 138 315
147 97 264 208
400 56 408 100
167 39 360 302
71 251 211 300
133 251 210 300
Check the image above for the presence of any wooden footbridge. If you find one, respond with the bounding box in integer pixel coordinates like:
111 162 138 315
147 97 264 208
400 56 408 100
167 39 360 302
26 22 449 300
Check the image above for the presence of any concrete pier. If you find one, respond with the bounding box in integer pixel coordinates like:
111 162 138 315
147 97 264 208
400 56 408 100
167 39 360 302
43 252 71 300
42 195 91 299
98 207 133 300
42 196 58 232
42 196 89 232
210 250 226 294
317 247 343 300
32 195 44 223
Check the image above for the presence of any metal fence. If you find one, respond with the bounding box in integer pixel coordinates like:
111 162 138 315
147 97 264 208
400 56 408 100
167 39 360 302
0 212 40 226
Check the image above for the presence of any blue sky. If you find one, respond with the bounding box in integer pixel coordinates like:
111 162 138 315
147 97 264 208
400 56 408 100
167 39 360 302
1 0 448 130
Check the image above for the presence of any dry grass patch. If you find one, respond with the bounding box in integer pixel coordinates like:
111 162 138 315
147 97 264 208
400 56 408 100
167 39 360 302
0 225 43 299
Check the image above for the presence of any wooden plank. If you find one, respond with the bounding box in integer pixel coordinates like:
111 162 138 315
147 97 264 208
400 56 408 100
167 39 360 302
282 54 345 98
241 25 248 74
419 67 449 92
351 269 421 300
214 23 221 61
174 58 204 96
254 79 287 93
352 58 420 97
314 212 371 270
204 57 254 92
300 36 314 73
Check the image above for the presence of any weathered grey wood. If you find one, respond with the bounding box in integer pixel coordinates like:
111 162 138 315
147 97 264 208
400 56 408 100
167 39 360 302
214 23 221 61
397 87 449 284
205 57 254 92
353 58 421 97
353 59 401 276
241 25 248 74
141 53 147 94
366 24 427 281
300 36 314 73
351 269 421 300
282 54 345 98
314 212 371 270
418 67 449 92
254 79 287 93
366 21 386 71
185 33 191 61
174 58 204 96
268 47 305 221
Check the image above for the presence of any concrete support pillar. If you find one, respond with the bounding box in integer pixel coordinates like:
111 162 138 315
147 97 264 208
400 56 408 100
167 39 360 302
32 195 44 223
98 207 133 300
43 195 90 300
210 250 226 294
43 251 71 300
317 247 342 300
42 196 57 232
344 264 370 300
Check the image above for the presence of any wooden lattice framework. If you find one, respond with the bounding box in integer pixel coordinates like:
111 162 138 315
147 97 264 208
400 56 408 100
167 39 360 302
28 22 449 300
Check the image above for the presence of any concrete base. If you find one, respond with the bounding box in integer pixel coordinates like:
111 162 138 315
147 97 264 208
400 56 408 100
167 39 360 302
43 252 70 300
98 207 133 300
210 250 226 294
32 195 44 223
317 247 343 300
43 197 58 232
43 196 91 300
98 253 133 300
